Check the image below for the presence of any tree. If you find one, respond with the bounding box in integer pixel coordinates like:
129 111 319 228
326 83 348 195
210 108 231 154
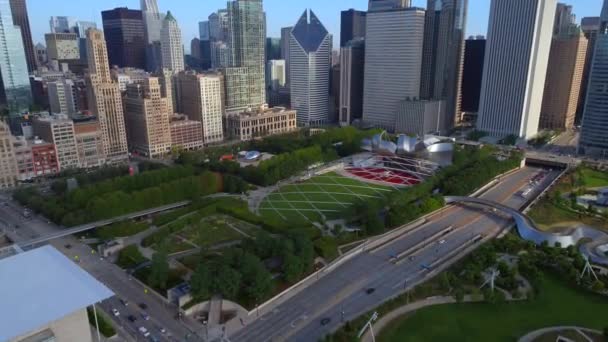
148 246 169 289
603 326 608 338
283 253 304 283
212 267 241 299
440 272 451 292
591 280 605 293
454 288 465 303
190 263 212 300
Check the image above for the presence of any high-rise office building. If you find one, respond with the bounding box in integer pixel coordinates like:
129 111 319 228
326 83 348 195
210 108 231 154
45 33 80 61
266 37 281 62
175 71 224 144
554 3 575 36
266 59 286 91
460 36 486 116
141 0 165 71
210 41 229 69
0 121 17 189
420 0 468 127
199 21 209 40
209 10 229 42
362 7 425 131
49 16 75 33
101 7 146 69
280 26 292 85
33 114 80 170
225 0 266 113
9 0 36 73
368 0 411 11
0 0 32 116
579 0 608 157
290 9 332 127
47 79 78 115
340 9 366 47
578 16 601 119
85 28 129 163
35 43 47 65
73 117 105 168
540 31 587 130
339 39 365 126
160 11 184 73
477 0 557 139
123 77 172 158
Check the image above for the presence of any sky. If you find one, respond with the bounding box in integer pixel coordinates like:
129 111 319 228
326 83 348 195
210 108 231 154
26 0 604 52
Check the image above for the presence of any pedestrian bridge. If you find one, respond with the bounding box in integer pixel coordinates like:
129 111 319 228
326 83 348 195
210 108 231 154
444 196 608 265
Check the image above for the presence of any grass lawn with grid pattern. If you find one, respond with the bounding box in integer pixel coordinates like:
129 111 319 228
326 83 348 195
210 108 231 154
259 172 391 224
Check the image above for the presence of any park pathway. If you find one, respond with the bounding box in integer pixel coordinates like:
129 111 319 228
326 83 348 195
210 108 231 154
518 326 602 342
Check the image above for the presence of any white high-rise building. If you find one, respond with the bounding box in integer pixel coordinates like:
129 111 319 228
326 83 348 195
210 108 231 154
266 59 286 91
362 7 425 131
579 0 608 158
289 10 332 127
49 16 75 33
141 0 165 71
47 79 77 115
33 114 80 170
161 11 184 73
477 0 557 139
175 71 224 145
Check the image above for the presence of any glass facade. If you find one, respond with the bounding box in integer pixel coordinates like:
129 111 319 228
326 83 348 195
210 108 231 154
0 0 32 116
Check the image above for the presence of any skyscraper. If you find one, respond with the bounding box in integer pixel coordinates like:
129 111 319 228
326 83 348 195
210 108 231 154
86 28 129 163
49 16 75 33
553 3 575 36
368 0 411 11
290 9 332 126
266 37 281 62
340 39 365 126
161 11 184 73
280 26 292 85
266 59 286 91
0 0 32 116
420 0 468 127
578 16 601 119
199 21 209 40
141 0 164 71
540 20 588 130
579 0 608 157
340 9 366 47
224 0 266 113
460 36 485 115
175 71 224 144
101 8 146 69
362 7 425 131
477 0 557 139
9 0 36 73
123 77 172 158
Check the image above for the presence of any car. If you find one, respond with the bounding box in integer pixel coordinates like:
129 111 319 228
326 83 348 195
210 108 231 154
148 336 160 342
120 299 129 306
141 312 150 321
111 308 120 317
439 239 447 245
138 303 148 310
64 244 72 249
138 326 150 337
365 288 376 295
320 318 331 326
157 326 166 334
127 315 137 323
408 256 415 262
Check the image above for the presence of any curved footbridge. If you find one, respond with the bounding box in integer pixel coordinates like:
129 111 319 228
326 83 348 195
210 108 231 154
445 196 608 265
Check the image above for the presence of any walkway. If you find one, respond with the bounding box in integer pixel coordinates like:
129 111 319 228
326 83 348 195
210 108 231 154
519 326 602 342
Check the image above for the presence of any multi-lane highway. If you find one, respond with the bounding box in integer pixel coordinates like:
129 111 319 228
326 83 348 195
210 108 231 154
230 167 559 342
0 195 203 342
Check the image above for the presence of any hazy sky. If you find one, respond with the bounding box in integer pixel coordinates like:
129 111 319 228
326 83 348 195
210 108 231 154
26 0 603 52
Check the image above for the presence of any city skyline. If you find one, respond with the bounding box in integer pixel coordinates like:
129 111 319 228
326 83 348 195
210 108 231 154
24 0 605 52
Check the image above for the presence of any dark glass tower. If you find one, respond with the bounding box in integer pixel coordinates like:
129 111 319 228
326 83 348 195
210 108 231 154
340 9 366 47
101 7 146 69
460 37 485 114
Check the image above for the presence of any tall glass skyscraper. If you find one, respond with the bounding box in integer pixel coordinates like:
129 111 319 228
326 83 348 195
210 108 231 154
0 0 32 116
579 0 608 157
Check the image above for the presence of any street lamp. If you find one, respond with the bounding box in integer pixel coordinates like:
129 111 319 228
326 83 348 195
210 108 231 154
357 312 379 342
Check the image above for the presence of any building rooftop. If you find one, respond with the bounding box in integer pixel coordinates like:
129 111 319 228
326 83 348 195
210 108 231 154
0 245 113 341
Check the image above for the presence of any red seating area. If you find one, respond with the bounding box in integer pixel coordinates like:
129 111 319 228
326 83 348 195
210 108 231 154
345 167 421 186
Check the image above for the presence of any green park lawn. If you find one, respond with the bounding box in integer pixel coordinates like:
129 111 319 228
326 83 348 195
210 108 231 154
259 172 390 224
378 276 608 342
178 215 245 247
580 168 608 188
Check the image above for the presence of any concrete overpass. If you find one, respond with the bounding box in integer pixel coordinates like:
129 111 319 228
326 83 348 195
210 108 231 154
445 196 608 265
18 201 191 249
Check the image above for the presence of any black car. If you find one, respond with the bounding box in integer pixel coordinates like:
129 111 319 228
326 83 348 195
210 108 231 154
120 299 129 306
365 288 376 295
127 315 137 323
138 303 148 310
64 244 72 249
320 318 331 326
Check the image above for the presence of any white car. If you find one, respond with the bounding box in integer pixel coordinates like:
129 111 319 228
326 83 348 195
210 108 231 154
111 308 120 317
138 326 150 337
439 239 447 245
